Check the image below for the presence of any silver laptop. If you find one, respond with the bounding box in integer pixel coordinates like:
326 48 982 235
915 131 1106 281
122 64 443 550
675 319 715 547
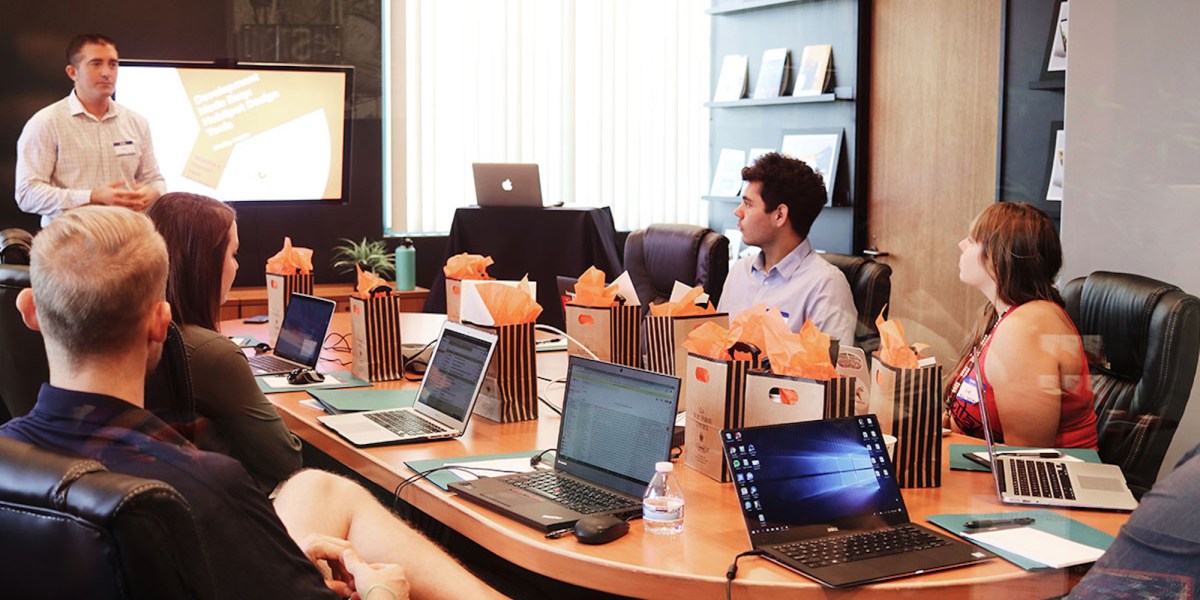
318 322 497 446
472 163 543 207
448 356 681 532
972 352 1138 511
248 294 336 376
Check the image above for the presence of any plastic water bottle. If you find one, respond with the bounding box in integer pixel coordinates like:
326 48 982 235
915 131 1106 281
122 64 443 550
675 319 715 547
394 238 416 291
643 461 684 535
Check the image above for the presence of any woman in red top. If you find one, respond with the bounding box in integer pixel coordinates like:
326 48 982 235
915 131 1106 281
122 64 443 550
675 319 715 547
945 202 1098 449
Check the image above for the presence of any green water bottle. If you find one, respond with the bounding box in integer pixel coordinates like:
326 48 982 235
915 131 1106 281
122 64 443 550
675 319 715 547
394 238 416 291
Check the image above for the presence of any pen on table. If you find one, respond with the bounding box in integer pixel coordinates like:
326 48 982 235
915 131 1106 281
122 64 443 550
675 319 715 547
994 451 1063 458
963 517 1036 530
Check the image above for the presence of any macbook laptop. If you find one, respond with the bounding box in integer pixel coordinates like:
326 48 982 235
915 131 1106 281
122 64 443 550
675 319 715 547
318 322 498 446
449 356 680 532
472 163 543 207
721 417 994 588
248 294 336 376
971 354 1138 511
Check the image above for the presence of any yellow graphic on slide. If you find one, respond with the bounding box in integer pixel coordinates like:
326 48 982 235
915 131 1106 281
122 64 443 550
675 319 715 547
177 70 344 197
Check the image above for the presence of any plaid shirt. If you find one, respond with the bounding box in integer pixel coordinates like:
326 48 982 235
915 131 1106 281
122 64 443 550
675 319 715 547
15 91 166 226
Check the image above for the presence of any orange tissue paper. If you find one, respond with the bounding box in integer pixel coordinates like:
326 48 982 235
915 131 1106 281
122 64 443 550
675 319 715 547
265 237 314 275
572 266 620 308
682 321 736 361
355 264 390 299
763 310 840 380
648 285 716 317
876 308 920 369
728 305 771 357
443 253 495 280
475 278 543 326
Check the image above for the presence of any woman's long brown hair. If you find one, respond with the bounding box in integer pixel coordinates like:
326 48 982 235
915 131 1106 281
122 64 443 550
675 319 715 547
945 202 1064 402
147 193 236 331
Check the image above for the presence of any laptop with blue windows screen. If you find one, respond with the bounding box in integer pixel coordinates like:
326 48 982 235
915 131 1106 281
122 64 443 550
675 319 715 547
721 417 993 588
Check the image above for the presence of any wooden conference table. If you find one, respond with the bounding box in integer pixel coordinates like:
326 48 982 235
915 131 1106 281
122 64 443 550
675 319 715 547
229 313 1128 599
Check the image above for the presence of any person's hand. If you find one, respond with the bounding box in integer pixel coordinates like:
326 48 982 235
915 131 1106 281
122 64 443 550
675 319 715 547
297 533 356 597
342 548 409 600
89 179 143 210
127 181 161 211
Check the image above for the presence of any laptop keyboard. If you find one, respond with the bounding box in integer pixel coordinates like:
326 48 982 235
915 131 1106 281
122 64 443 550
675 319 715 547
776 524 951 569
506 472 639 515
248 354 300 374
1010 458 1076 500
364 410 446 437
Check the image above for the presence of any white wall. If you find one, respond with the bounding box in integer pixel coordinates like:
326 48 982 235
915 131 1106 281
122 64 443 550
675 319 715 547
1062 1 1200 479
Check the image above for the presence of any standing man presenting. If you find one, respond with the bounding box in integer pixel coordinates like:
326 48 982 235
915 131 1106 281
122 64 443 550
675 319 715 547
15 33 165 226
718 152 858 344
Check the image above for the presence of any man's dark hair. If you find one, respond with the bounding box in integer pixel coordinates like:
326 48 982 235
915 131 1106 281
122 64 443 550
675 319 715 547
741 152 827 238
66 34 118 66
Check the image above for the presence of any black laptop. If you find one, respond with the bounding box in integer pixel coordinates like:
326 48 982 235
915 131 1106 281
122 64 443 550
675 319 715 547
721 417 994 588
449 356 681 532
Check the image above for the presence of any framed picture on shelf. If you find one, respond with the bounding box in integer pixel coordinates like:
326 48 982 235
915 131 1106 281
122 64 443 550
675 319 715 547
780 128 843 206
1040 0 1068 82
1045 122 1065 202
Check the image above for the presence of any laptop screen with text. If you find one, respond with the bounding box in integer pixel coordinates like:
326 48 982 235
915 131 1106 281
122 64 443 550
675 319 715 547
416 326 495 422
555 357 680 497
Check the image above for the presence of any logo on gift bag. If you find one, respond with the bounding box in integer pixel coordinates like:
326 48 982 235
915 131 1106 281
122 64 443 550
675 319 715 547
695 366 710 383
577 314 594 326
270 279 278 289
352 304 360 315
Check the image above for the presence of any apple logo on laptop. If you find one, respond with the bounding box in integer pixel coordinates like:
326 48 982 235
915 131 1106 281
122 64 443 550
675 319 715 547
501 179 513 192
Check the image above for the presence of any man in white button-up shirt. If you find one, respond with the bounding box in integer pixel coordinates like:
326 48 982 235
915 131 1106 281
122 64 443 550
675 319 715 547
717 152 857 345
15 33 165 226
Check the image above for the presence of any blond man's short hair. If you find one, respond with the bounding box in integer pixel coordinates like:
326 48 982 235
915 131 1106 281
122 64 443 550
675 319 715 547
30 206 168 361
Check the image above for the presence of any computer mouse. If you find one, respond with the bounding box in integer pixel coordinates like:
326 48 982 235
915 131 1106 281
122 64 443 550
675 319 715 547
573 514 629 545
287 368 325 385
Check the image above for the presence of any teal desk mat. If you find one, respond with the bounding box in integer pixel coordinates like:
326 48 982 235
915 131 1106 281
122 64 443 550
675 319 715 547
950 443 1101 472
228 335 261 348
307 388 417 414
926 509 1115 570
405 450 546 491
255 369 370 394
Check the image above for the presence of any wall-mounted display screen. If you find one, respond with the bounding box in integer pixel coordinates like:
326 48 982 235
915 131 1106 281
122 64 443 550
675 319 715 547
118 60 353 204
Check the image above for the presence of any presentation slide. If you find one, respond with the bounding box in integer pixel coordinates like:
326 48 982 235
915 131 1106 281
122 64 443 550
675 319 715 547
118 65 347 202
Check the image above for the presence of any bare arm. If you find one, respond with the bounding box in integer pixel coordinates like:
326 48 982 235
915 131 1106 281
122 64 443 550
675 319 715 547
984 303 1069 447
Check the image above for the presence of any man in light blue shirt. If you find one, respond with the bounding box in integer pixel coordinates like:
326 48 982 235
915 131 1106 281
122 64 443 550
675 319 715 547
717 152 857 345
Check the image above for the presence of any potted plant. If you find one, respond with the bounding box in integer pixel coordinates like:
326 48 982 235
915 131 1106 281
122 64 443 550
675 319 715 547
331 237 395 279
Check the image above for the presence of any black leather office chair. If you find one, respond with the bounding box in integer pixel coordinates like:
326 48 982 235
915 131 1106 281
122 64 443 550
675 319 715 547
0 437 216 599
823 253 893 353
1062 271 1200 497
0 228 33 265
0 262 193 429
624 224 729 308
0 264 47 423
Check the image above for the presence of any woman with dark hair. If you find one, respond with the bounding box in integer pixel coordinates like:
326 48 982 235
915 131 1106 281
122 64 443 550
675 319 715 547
148 192 302 491
945 202 1098 449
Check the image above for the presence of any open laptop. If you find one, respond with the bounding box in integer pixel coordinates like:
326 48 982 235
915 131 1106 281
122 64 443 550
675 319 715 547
318 322 497 446
449 356 680 532
971 354 1138 511
248 293 336 376
721 417 994 588
472 163 543 207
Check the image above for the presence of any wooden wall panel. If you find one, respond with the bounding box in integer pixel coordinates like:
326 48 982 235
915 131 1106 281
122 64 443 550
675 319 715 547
867 0 1002 364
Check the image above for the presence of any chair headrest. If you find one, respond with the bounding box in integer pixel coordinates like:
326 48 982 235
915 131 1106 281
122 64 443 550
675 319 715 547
0 228 33 265
1067 271 1181 377
0 263 32 289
